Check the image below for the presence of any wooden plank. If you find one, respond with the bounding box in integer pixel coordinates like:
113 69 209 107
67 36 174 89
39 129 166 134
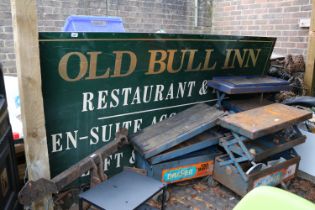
130 104 209 144
305 33 315 95
149 130 222 164
304 0 315 95
10 0 51 209
218 103 312 139
130 104 225 159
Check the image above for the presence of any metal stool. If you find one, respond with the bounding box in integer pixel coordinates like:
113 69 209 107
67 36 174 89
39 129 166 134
79 170 167 210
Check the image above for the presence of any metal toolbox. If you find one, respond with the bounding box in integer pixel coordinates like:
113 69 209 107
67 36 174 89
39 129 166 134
130 104 225 184
213 149 300 196
136 146 221 184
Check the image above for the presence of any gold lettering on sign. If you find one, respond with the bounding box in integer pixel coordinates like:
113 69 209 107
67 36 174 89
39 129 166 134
223 49 234 69
58 52 88 81
146 50 167 75
245 49 261 67
201 49 217 71
223 49 261 69
112 51 137 78
166 50 186 73
86 52 110 80
57 47 263 81
185 49 202 71
234 49 248 67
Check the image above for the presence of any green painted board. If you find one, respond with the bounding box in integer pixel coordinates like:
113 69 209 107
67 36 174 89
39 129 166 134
38 33 276 179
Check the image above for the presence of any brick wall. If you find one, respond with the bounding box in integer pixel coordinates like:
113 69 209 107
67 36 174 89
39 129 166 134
0 0 212 75
2 0 313 74
212 0 312 57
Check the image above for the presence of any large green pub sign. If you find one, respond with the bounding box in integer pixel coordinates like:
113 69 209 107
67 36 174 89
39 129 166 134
39 33 276 178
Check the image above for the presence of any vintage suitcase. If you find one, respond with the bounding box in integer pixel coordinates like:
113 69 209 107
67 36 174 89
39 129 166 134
130 104 225 183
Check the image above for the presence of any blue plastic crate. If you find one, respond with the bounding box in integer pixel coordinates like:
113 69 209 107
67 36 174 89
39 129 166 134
63 15 125 32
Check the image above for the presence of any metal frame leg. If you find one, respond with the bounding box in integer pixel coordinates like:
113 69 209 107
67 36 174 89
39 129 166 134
161 186 167 210
218 134 253 181
232 133 253 161
223 144 249 181
215 90 225 109
79 199 83 210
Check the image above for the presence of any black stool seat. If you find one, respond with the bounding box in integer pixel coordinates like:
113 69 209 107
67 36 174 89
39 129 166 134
79 170 166 210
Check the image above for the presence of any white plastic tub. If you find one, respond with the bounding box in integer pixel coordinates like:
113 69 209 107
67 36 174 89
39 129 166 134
295 124 315 176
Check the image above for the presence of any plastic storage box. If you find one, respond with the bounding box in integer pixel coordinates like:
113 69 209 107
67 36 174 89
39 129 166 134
63 15 125 32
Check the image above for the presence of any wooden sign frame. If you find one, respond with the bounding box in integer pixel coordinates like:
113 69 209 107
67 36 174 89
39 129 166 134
10 0 51 209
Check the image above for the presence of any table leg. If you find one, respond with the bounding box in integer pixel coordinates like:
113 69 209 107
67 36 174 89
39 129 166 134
79 199 83 210
161 186 167 210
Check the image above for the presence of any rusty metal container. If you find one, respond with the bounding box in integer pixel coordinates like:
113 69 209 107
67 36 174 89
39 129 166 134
213 149 300 196
212 104 311 196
